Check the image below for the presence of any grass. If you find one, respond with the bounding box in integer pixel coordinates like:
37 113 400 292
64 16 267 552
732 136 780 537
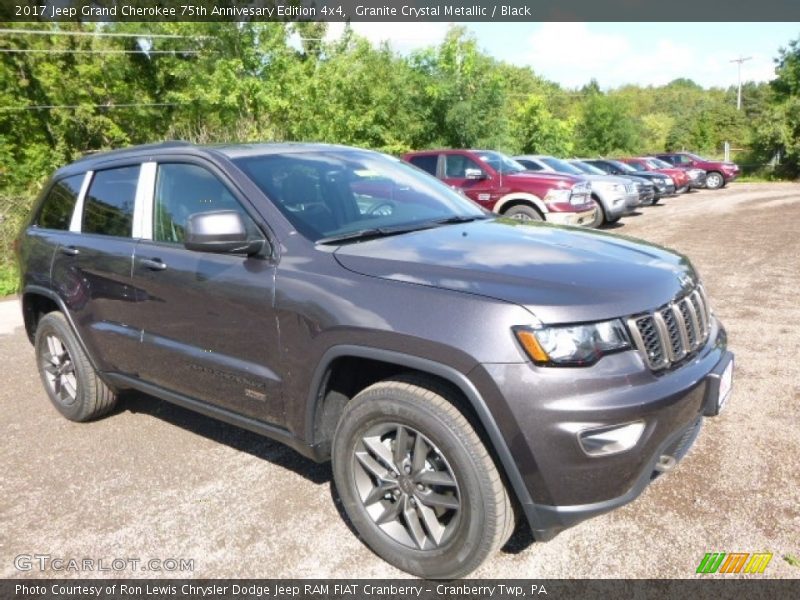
1 194 32 298
785 554 800 568
736 174 783 183
0 263 18 298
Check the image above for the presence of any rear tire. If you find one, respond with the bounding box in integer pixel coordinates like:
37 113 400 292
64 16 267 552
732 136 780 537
332 375 515 579
705 171 724 190
34 312 117 422
503 204 543 222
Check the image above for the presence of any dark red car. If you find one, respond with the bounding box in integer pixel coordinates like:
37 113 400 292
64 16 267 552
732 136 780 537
618 157 691 194
655 152 739 190
402 149 596 226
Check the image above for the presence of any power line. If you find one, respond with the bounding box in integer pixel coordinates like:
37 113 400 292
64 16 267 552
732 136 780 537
0 28 208 40
0 49 199 55
0 102 186 112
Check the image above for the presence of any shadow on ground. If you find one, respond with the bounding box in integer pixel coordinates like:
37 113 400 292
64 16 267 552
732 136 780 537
117 390 332 485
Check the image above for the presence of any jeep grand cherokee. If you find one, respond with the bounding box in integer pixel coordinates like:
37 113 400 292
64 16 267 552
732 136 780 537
17 142 734 578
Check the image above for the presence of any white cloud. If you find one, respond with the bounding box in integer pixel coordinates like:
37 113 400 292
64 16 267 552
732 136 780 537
524 23 776 89
325 22 450 53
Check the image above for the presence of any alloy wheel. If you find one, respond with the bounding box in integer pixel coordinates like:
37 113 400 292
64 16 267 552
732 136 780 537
352 423 461 550
706 172 723 189
40 334 78 406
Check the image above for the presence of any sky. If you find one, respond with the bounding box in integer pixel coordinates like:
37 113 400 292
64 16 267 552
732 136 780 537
324 22 799 90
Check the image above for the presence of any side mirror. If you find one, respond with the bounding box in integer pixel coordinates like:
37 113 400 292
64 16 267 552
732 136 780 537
464 168 486 180
184 211 264 256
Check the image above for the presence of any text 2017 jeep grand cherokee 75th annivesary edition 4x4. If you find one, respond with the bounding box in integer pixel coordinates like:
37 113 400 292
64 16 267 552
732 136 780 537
17 142 734 579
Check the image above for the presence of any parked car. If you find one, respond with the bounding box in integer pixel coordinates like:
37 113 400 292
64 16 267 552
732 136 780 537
565 158 655 209
17 141 734 579
582 158 676 203
618 157 691 194
513 154 638 227
403 149 596 226
655 152 739 190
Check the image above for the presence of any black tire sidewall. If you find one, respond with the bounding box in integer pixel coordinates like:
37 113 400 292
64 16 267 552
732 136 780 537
504 204 543 221
34 314 91 421
332 391 494 579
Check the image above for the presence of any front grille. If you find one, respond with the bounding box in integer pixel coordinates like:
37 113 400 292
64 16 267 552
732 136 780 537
627 286 712 371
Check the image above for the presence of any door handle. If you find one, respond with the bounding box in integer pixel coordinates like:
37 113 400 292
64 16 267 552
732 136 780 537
141 258 167 271
60 246 79 256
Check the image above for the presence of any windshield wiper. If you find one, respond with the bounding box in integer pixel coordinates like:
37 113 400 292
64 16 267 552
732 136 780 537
432 215 490 225
315 223 437 245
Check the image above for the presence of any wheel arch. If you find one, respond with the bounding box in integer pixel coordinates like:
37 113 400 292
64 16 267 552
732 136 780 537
304 345 541 529
21 285 101 373
492 192 547 216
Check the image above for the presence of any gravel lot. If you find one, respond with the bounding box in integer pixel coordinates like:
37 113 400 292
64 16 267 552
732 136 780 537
1 182 798 579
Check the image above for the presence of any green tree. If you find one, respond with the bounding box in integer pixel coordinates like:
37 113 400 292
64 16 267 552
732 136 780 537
575 93 639 156
512 95 575 155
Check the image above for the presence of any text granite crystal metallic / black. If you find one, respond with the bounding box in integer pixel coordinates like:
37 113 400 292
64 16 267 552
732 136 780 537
16 141 734 579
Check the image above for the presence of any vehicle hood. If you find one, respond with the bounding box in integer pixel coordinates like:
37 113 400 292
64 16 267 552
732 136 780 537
578 174 634 186
507 171 582 186
630 171 668 182
702 160 739 171
333 219 697 324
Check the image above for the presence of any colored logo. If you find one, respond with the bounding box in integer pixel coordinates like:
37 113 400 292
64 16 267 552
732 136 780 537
697 552 772 574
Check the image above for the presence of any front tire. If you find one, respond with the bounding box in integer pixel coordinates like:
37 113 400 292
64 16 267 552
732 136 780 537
332 376 515 578
503 204 543 222
589 196 605 228
705 171 724 190
34 312 117 422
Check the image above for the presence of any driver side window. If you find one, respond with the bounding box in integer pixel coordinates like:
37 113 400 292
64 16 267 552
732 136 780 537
153 163 258 244
445 155 483 178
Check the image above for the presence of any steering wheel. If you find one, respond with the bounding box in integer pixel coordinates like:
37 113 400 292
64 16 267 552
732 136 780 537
367 201 395 217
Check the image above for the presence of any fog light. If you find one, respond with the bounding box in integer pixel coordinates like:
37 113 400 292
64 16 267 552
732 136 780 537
578 421 645 456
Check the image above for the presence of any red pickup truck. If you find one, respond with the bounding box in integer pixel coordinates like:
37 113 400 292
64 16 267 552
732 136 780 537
618 157 691 194
655 152 740 190
402 149 596 226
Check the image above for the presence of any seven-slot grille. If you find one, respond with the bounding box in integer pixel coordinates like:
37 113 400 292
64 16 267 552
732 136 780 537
627 286 711 370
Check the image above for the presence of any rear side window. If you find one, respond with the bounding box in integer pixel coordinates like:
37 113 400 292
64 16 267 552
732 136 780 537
409 155 438 176
36 174 84 230
82 166 140 237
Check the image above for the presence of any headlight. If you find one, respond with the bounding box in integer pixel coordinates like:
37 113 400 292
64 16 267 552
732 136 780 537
543 188 572 203
595 182 625 193
514 320 631 366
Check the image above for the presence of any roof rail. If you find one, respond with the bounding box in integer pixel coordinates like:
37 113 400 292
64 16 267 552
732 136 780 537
74 140 193 163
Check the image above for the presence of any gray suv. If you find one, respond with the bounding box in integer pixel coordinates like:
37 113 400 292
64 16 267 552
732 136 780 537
16 142 734 578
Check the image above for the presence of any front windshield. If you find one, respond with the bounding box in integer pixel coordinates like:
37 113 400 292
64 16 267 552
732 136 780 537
687 152 709 162
609 160 637 173
233 150 485 242
540 157 583 175
646 158 672 169
569 161 606 175
626 160 647 172
474 151 527 174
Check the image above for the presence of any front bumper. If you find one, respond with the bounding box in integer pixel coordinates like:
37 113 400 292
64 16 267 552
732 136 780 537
471 318 731 540
655 183 677 198
623 191 641 211
689 173 707 189
546 207 597 227
638 187 655 205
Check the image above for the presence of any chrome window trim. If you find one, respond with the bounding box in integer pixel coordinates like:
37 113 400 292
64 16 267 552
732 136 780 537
68 170 93 233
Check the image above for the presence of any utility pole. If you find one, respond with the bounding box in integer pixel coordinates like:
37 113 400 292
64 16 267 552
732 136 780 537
730 56 752 110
